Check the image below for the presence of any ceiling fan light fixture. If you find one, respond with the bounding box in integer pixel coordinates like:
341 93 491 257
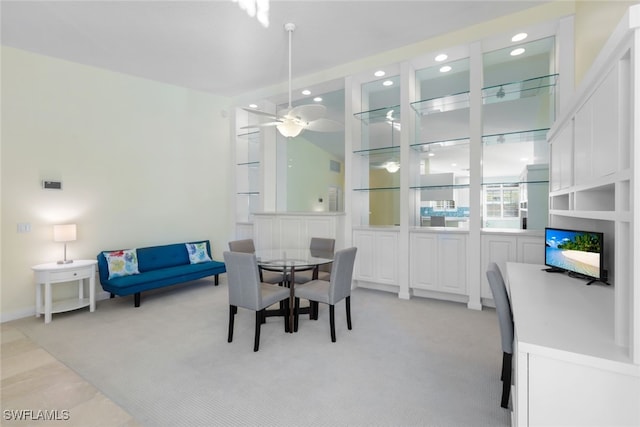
385 161 400 173
277 120 303 138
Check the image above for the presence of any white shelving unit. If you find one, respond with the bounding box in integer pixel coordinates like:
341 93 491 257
547 4 639 363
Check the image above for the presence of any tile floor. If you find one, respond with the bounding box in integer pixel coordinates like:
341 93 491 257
1 323 140 427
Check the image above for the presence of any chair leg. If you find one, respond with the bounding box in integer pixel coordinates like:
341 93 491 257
254 310 263 352
330 305 336 342
501 352 512 408
228 305 237 343
312 301 319 320
283 299 289 332
294 297 300 332
346 296 352 330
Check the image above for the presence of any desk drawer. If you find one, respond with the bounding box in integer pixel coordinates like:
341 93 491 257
49 269 89 282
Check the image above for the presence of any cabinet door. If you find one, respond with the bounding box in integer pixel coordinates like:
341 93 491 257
353 230 375 282
438 234 467 294
481 235 517 299
518 236 544 265
353 229 398 285
375 232 398 284
410 233 438 290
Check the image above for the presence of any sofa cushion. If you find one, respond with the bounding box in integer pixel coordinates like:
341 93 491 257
103 249 140 279
104 261 222 290
186 242 212 264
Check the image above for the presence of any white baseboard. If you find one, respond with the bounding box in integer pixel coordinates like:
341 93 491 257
1 290 113 323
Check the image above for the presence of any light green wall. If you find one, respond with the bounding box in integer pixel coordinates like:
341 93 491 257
286 137 344 212
1 47 232 319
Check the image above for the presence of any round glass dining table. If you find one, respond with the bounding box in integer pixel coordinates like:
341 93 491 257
255 248 333 333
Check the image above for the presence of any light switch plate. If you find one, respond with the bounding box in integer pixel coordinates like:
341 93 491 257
17 223 31 233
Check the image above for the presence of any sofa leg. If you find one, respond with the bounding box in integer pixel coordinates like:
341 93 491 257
110 293 115 299
214 274 219 286
134 293 141 307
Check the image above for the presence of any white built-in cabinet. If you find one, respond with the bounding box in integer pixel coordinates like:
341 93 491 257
480 231 544 301
410 231 467 298
547 5 637 362
506 7 640 426
252 212 345 251
352 228 398 290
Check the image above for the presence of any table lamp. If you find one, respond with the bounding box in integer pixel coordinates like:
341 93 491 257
53 224 76 264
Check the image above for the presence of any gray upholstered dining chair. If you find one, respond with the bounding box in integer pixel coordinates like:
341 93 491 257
228 239 287 285
293 237 335 284
293 247 357 342
486 262 514 409
223 251 290 352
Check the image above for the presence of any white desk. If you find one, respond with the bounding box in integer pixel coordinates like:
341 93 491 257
32 260 97 324
506 262 640 426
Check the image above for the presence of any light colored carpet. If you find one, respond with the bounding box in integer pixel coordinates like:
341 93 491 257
9 279 510 427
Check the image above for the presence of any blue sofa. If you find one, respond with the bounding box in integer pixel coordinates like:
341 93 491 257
97 240 226 307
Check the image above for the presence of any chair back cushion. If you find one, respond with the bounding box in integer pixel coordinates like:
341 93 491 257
223 251 261 310
486 262 514 354
310 238 335 273
329 247 357 304
228 239 256 254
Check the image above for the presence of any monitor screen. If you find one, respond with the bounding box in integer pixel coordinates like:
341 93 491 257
545 227 604 280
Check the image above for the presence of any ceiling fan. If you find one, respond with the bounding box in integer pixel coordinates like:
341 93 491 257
242 23 343 137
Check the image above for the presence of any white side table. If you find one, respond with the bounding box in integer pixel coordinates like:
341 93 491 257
32 260 97 324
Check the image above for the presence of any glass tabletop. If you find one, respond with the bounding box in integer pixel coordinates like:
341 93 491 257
255 248 333 269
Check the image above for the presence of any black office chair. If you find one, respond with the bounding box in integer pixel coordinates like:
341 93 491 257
486 262 514 409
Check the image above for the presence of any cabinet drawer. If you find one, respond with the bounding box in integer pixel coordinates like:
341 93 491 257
49 269 89 282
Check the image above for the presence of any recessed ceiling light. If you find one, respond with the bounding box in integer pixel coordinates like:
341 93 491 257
510 48 525 56
301 89 311 95
383 80 394 86
313 97 323 102
512 33 528 42
428 152 435 157
451 163 457 167
520 157 529 162
374 70 386 77
249 104 258 109
435 53 448 62
439 65 452 73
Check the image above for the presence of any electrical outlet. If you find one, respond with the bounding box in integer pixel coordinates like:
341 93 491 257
17 223 31 233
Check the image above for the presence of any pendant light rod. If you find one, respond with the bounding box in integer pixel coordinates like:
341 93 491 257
284 22 295 109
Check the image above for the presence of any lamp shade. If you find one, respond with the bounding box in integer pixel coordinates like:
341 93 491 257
53 224 77 242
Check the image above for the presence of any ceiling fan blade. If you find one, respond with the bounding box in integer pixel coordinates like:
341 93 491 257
239 121 282 129
288 104 326 123
242 108 279 120
305 118 344 132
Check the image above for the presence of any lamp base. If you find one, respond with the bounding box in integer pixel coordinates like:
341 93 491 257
57 260 74 264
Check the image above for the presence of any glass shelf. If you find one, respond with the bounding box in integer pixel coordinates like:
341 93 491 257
411 136 470 151
354 105 401 125
482 128 549 145
410 184 470 190
236 191 261 195
353 146 400 156
410 92 470 116
481 180 549 186
353 186 401 192
482 74 558 104
236 161 260 167
236 130 260 138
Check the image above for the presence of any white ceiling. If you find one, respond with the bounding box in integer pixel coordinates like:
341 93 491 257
1 0 551 99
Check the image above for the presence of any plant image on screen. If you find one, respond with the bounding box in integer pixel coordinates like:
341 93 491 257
545 228 602 279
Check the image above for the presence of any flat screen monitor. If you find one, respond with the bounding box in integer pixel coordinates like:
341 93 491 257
544 227 605 283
